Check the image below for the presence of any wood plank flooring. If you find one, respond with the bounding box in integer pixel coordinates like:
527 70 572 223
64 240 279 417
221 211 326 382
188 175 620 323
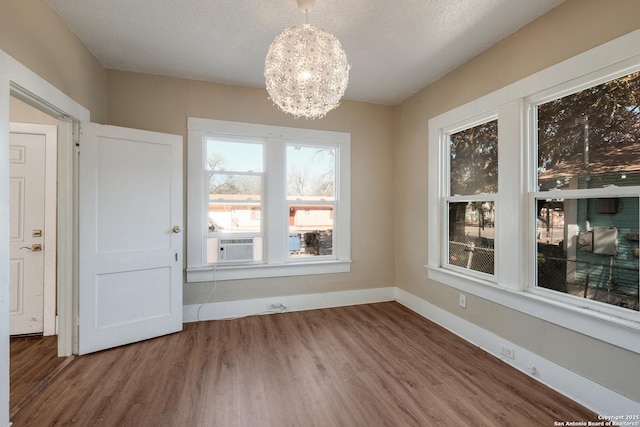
11 302 597 426
10 335 72 417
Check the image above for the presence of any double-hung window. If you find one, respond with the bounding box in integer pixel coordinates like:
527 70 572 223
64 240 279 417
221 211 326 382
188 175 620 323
187 118 351 282
529 70 640 315
286 144 336 259
445 118 498 277
428 31 640 350
206 137 264 263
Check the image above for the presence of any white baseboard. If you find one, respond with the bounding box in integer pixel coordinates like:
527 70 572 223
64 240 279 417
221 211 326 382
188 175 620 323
395 288 640 416
183 286 396 322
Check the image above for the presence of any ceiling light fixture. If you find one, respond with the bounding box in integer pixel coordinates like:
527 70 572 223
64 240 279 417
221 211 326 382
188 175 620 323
264 0 350 119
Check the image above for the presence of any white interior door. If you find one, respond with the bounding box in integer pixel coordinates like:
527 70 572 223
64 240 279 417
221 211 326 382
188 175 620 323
9 126 46 335
78 123 183 355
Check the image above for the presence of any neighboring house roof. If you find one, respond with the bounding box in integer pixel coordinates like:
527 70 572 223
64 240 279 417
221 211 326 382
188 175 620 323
209 194 332 201
538 144 640 180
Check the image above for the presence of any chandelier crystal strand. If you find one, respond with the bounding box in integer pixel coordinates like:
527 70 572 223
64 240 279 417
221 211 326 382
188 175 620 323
264 7 350 119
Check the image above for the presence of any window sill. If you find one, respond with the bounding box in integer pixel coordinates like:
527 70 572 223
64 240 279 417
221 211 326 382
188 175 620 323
426 265 640 354
187 259 351 282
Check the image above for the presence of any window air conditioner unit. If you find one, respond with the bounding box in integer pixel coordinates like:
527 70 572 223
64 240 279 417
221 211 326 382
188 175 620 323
218 238 254 262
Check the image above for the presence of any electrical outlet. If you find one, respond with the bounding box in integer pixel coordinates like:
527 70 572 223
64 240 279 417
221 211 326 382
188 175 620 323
268 303 286 311
458 293 467 309
527 364 537 375
500 345 515 359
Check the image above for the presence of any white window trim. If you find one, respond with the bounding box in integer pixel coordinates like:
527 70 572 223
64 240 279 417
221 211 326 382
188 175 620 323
442 112 499 281
427 29 640 353
187 117 351 282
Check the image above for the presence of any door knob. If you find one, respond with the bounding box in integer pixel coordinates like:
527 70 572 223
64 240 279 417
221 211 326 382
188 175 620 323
172 226 182 234
20 244 42 252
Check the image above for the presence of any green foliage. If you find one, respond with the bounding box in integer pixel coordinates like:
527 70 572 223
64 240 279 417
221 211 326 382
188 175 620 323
449 120 498 195
538 71 640 170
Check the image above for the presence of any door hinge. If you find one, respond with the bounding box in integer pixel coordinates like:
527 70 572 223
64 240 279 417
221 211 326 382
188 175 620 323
73 122 81 149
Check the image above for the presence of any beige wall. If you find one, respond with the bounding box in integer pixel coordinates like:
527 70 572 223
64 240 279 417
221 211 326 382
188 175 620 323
394 0 640 401
106 70 395 304
0 0 107 122
10 96 57 124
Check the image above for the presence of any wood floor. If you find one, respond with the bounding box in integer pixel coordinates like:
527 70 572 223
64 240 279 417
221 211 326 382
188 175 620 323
9 335 72 418
11 302 597 426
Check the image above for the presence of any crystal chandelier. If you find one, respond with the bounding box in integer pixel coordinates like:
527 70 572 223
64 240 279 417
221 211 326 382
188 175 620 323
264 0 350 119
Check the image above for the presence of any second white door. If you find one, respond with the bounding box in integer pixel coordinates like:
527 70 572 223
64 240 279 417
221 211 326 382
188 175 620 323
9 123 57 336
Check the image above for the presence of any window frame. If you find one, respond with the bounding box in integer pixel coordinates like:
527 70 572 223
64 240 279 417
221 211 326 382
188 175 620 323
526 72 640 319
285 141 339 262
427 30 640 354
187 118 351 282
442 114 499 281
206 135 265 239
527 191 640 319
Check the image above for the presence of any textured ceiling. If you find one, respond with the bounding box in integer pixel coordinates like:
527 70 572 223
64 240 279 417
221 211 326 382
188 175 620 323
48 0 565 106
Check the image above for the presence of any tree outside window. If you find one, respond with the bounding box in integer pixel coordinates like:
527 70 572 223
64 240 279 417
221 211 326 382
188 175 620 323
535 71 640 312
447 119 498 275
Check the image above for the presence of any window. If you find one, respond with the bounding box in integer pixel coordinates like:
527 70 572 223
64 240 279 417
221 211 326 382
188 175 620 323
532 71 640 313
287 144 336 259
428 31 640 351
206 137 264 263
187 118 350 282
446 119 498 277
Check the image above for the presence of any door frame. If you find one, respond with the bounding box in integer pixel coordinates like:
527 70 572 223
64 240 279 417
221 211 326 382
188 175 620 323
1 47 90 426
10 84 84 358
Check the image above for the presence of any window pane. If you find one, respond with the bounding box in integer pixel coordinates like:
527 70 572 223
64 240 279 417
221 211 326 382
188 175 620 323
287 145 335 199
449 120 498 196
206 138 263 172
209 174 262 197
536 197 639 312
448 201 495 274
208 202 261 233
288 204 333 257
537 71 640 191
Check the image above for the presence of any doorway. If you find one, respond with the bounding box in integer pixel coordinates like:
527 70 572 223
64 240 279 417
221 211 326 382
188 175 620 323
9 97 58 337
8 96 69 415
0 50 89 426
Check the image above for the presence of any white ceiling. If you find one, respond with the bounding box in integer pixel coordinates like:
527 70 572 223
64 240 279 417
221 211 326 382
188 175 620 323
47 0 565 106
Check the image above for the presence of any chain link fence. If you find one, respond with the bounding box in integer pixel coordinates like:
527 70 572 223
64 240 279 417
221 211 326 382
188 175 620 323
538 256 639 311
449 241 494 275
449 241 639 311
